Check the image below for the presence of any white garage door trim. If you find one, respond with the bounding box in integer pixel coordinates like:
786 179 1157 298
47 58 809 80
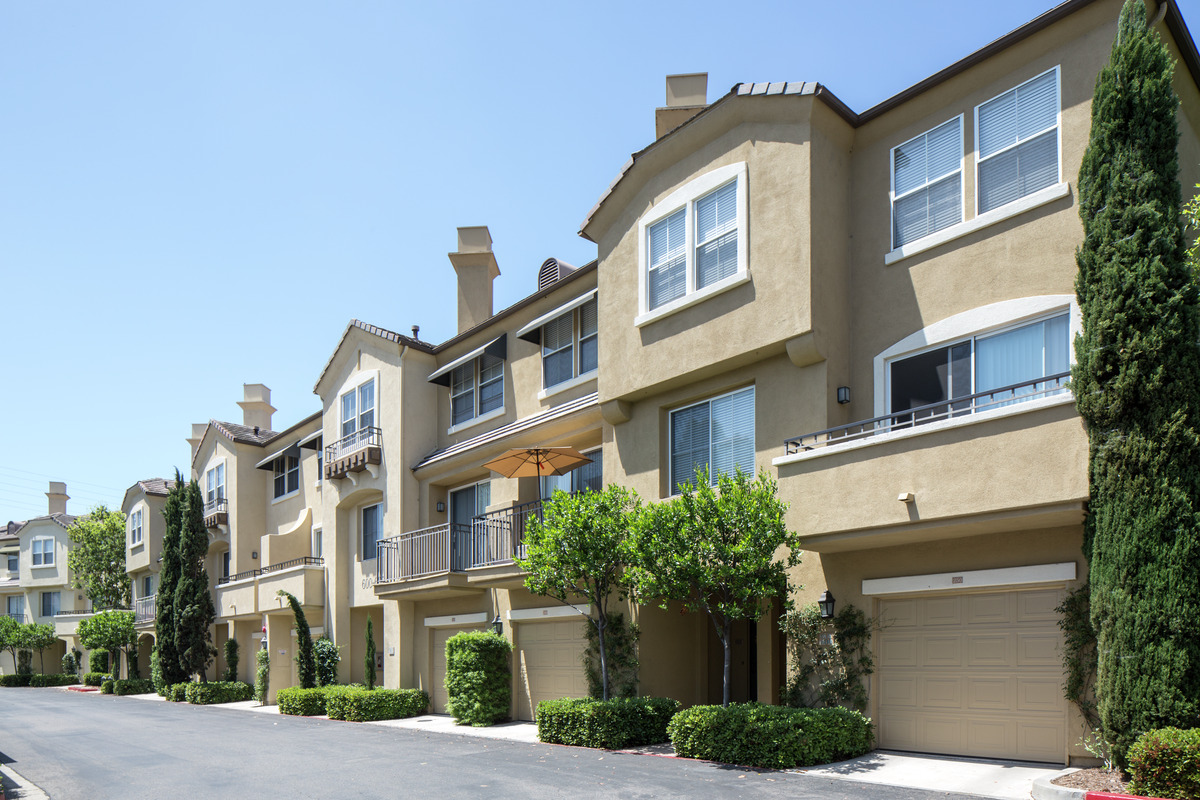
863 563 1076 596
508 604 590 622
425 612 489 628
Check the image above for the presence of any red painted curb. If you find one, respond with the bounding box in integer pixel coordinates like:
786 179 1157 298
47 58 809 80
1086 792 1164 800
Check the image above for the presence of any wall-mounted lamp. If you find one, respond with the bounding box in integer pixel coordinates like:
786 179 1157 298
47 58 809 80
490 614 503 636
818 590 836 620
436 501 446 513
251 551 259 560
897 492 915 504
837 386 851 405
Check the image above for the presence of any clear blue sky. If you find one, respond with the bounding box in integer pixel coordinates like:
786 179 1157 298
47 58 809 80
2 0 1197 520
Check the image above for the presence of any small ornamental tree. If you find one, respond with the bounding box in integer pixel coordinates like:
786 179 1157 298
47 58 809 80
175 480 215 681
156 473 187 687
314 637 340 687
278 590 316 689
632 469 801 706
78 611 136 680
364 618 376 690
1074 0 1200 762
0 614 21 670
67 506 131 610
23 623 58 675
518 484 640 700
223 639 239 683
255 647 270 705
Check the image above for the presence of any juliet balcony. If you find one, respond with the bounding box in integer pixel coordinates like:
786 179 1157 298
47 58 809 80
204 497 228 529
325 427 382 480
134 594 156 626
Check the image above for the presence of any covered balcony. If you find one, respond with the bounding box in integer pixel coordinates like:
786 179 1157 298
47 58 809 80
324 427 382 480
216 557 325 620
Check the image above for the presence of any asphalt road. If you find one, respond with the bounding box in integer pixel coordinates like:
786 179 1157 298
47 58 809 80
1 689 981 800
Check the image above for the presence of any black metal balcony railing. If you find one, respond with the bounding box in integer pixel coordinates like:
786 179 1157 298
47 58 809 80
4 613 25 624
216 556 324 585
325 426 382 464
784 372 1071 455
134 595 156 624
203 497 228 516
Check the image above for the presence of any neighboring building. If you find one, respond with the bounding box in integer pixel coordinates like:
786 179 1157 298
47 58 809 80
123 477 175 676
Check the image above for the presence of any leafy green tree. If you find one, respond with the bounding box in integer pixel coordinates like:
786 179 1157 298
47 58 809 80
314 636 340 687
156 473 187 687
22 622 59 675
78 611 136 679
1074 0 1200 762
632 469 801 706
175 480 215 681
0 614 22 670
278 590 316 689
364 618 376 690
67 506 131 610
223 638 239 683
518 485 640 700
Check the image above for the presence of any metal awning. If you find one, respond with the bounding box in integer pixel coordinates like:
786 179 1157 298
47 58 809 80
427 334 507 386
516 290 597 343
298 430 323 450
255 442 301 470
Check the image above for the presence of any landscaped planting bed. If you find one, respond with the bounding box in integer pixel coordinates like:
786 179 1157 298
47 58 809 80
185 681 254 705
277 686 332 716
536 697 681 749
325 687 429 722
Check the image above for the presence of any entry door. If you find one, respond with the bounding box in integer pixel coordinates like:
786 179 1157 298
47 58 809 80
449 482 490 570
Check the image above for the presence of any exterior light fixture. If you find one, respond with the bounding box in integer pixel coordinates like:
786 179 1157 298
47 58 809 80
490 614 503 636
251 551 259 560
436 501 446 513
818 590 836 620
837 386 851 404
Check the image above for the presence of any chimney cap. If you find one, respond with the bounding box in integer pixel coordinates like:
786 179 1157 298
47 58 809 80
665 73 708 108
455 226 493 254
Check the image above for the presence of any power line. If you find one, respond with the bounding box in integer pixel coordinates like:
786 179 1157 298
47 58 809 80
0 465 125 493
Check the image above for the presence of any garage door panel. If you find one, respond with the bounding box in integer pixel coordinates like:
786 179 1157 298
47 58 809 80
880 599 917 628
920 596 962 626
1017 718 1066 762
880 634 918 667
966 718 1013 756
881 675 918 706
921 635 963 667
1017 633 1060 666
1017 677 1063 712
967 633 1014 667
515 619 588 720
879 714 918 750
1017 590 1063 622
967 593 1010 625
919 676 963 708
919 716 964 751
966 676 1014 710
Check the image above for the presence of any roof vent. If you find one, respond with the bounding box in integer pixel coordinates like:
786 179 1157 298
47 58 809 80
537 258 578 292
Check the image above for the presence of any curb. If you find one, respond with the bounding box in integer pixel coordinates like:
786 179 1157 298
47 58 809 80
1032 769 1083 800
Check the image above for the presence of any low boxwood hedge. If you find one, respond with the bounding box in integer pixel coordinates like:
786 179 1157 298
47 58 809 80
165 683 190 702
185 681 254 705
30 673 77 687
667 703 874 769
83 672 113 687
1127 727 1200 800
325 687 429 722
114 678 156 696
101 680 115 694
0 674 33 687
536 697 681 749
277 686 331 716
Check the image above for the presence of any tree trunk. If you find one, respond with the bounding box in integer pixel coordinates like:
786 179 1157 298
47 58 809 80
722 617 732 707
596 615 609 701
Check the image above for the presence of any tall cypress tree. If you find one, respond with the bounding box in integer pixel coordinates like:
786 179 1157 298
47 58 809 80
155 472 188 687
1074 0 1200 762
175 479 216 682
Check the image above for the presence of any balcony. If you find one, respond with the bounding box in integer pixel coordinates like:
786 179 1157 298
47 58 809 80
215 557 325 620
134 594 156 626
324 427 382 480
773 374 1087 552
4 613 25 624
204 497 228 529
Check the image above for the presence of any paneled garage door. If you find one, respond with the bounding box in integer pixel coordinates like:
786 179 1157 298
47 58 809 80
515 619 588 720
432 626 483 713
876 589 1066 763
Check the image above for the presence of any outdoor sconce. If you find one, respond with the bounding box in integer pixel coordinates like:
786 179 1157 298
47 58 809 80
436 501 446 513
490 614 503 636
818 591 836 620
837 386 851 404
251 551 258 560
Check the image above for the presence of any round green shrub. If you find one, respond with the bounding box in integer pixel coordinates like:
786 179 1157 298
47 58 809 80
325 687 429 722
277 686 331 716
1128 727 1200 800
89 649 110 674
536 696 680 749
100 680 115 694
184 681 253 705
445 631 511 727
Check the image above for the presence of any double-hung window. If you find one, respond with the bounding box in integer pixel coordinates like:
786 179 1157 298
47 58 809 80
977 67 1060 214
129 509 143 546
450 354 504 426
273 455 300 499
206 463 225 509
892 117 963 248
340 378 376 443
361 504 381 561
670 386 755 492
5 554 16 573
142 575 154 599
542 299 598 389
32 538 54 566
640 163 747 317
7 595 23 618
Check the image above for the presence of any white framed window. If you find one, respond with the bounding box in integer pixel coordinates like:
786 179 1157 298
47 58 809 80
129 509 144 546
273 455 300 499
7 595 23 618
638 162 749 321
340 378 376 439
450 354 504 427
541 448 603 498
31 537 54 566
361 504 381 561
891 116 963 249
542 298 598 389
669 386 755 493
205 463 225 507
142 575 154 598
222 551 231 579
5 554 16 573
976 66 1060 215
312 529 323 560
41 591 59 618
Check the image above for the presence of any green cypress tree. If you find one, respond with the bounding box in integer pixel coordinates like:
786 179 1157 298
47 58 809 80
175 479 216 681
364 618 376 690
278 590 316 689
1074 0 1200 762
155 472 188 687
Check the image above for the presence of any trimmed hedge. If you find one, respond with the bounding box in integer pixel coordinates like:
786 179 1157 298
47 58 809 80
537 697 681 749
278 686 331 717
101 680 115 694
185 681 254 705
1128 727 1200 800
445 631 511 726
114 678 156 696
0 674 32 687
668 704 874 769
30 673 78 687
325 687 429 722
166 683 190 702
90 649 110 673
83 672 114 687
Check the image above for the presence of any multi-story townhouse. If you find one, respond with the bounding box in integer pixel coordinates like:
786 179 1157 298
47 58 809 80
123 478 175 676
576 0 1200 766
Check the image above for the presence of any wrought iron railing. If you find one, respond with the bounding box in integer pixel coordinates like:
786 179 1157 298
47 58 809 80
783 372 1071 455
135 594 156 624
325 426 382 464
217 557 324 585
466 500 542 567
4 613 25 624
204 497 228 516
378 523 451 582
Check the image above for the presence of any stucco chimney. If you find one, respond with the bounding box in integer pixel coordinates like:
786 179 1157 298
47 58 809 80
238 384 275 431
187 423 208 464
448 226 501 334
46 482 68 516
656 73 708 140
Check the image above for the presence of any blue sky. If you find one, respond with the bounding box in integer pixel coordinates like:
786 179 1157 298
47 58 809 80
2 0 1197 520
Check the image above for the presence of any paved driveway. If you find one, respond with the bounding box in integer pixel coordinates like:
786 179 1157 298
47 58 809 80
1 688 985 800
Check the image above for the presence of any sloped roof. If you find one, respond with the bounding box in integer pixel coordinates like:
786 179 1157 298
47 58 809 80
135 478 177 497
6 512 79 537
211 420 278 445
313 319 435 395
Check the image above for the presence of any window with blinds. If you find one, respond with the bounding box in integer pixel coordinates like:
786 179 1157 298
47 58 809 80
977 67 1059 214
541 298 599 389
670 386 755 492
892 117 963 248
451 354 505 426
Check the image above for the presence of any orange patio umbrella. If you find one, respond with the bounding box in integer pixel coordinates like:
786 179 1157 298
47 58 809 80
481 447 592 478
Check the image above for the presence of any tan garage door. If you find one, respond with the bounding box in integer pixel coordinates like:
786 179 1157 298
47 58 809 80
876 589 1066 763
432 626 483 714
515 619 588 720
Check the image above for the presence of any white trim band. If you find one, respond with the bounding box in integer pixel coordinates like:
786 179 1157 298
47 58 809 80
862 562 1076 596
507 604 590 622
424 612 490 629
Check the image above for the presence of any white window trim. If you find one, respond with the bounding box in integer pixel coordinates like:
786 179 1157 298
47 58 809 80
973 65 1062 218
272 455 301 502
636 162 749 327
538 369 597 401
31 537 55 568
872 294 1081 418
205 459 227 505
446 355 506 435
333 370 381 439
889 114 966 252
668 385 756 497
129 507 144 547
447 403 506 436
